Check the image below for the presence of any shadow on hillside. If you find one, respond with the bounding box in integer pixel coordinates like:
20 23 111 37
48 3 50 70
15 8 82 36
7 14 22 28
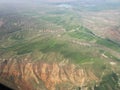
0 83 13 90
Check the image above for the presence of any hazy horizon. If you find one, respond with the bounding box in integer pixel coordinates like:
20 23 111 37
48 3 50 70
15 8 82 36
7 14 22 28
0 0 120 3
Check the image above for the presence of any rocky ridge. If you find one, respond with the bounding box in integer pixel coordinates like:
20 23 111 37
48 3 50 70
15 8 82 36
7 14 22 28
0 58 99 90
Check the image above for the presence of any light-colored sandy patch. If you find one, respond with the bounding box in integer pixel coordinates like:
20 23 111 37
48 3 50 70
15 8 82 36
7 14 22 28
102 53 108 58
110 62 116 65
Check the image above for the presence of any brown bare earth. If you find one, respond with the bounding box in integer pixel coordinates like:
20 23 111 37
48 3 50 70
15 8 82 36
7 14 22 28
82 10 120 42
0 58 99 90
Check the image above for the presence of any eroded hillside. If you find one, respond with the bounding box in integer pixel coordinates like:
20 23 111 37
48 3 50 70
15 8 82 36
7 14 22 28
0 58 100 90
